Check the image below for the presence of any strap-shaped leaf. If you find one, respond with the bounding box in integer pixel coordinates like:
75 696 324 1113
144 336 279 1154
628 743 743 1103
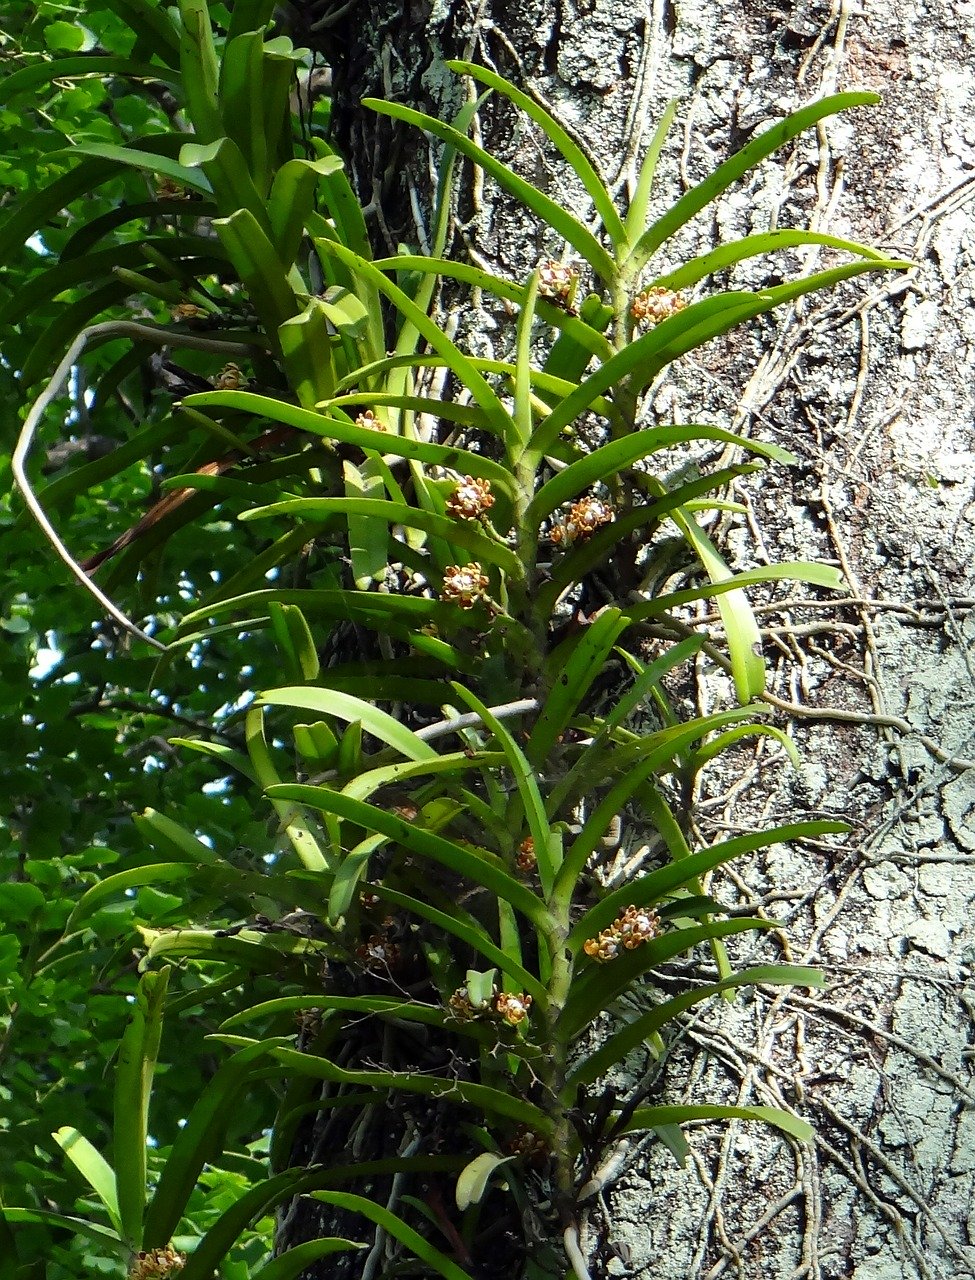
621 560 845 625
567 818 848 955
562 919 777 1038
626 92 881 276
240 1040 553 1135
619 1103 812 1144
0 1209 125 1255
134 808 220 865
364 97 617 286
376 884 547 1005
114 968 170 1247
268 156 344 269
311 1192 474 1280
259 687 437 762
246 706 330 870
546 707 753 819
567 965 824 1088
175 1167 356 1280
181 389 517 497
651 227 891 293
226 0 277 39
66 863 200 931
525 608 627 767
142 1039 285 1247
529 424 792 526
242 496 522 576
536 463 762 616
530 260 906 456
319 239 516 439
213 208 298 334
448 60 627 250
449 683 560 898
374 254 614 362
52 1129 121 1235
623 99 679 247
178 0 224 143
250 1239 367 1280
115 0 182 65
266 784 547 927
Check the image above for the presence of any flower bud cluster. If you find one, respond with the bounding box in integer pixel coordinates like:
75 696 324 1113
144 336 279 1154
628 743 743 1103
355 408 386 431
446 475 495 521
448 983 533 1027
537 259 577 307
128 1246 186 1280
210 362 248 390
494 990 533 1026
583 904 661 963
630 286 687 327
550 496 615 546
516 836 537 873
507 1123 550 1167
356 926 402 973
441 562 490 609
171 302 208 322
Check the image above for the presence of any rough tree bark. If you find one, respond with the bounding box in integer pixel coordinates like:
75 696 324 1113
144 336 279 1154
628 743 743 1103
280 2 975 1277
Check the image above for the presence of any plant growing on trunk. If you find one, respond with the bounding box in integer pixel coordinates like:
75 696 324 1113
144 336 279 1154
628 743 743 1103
3 6 906 1277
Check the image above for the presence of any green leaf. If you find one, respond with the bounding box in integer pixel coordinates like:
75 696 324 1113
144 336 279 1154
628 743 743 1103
268 156 344 268
448 61 627 250
566 819 848 957
268 601 321 682
0 1209 125 1256
449 683 559 898
143 1040 281 1247
651 228 892 293
245 706 330 871
621 560 846 625
328 832 386 923
0 57 179 104
525 607 627 766
626 92 882 276
242 496 522 576
623 99 679 247
668 498 765 701
133 809 220 865
66 863 200 930
374 884 547 1005
52 1128 121 1234
0 882 45 921
528 424 791 525
266 785 547 927
620 1103 812 1144
278 298 338 407
177 0 224 143
218 30 269 191
213 207 298 334
311 1192 475 1280
259 687 437 762
180 390 516 498
318 239 517 439
176 1168 353 1280
114 967 170 1247
251 1240 368 1280
455 1152 514 1211
44 21 87 51
364 97 617 286
567 966 824 1087
49 141 211 193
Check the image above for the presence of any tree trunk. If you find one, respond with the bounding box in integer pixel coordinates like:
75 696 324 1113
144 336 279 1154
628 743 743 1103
280 3 975 1277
